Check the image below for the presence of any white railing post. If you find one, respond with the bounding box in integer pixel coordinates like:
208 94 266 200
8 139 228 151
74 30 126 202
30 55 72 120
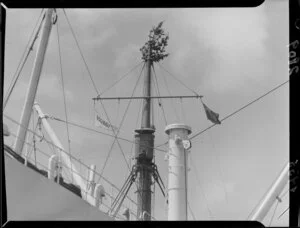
87 164 96 196
48 154 59 180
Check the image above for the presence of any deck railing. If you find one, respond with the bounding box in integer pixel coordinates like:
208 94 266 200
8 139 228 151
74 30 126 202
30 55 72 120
4 114 140 220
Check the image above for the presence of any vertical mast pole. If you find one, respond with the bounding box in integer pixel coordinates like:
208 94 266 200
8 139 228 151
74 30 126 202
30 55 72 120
135 47 154 220
135 22 168 220
141 52 152 128
14 8 54 155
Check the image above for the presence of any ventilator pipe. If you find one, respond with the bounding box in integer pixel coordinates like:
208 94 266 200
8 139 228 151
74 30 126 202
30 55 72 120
165 123 192 221
48 154 59 180
23 135 30 166
87 164 96 196
141 211 155 221
94 184 106 208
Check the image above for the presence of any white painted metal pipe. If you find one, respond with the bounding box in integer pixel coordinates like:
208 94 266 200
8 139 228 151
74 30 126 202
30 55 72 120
14 9 54 155
23 134 30 166
249 162 289 222
33 103 89 200
94 184 105 208
48 154 59 180
165 123 192 221
87 164 96 196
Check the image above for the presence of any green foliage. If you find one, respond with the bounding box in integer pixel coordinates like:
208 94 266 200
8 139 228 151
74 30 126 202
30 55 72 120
140 21 169 62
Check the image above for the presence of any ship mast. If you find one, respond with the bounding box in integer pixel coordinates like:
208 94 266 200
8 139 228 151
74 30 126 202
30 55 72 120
135 44 154 221
14 9 55 155
94 23 200 220
134 22 170 220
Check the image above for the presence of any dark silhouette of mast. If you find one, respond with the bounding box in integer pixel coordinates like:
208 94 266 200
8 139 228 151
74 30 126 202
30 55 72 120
98 22 169 220
134 22 169 220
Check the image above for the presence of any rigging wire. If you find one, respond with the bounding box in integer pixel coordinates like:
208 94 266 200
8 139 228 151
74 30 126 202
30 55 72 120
96 63 145 184
180 98 186 123
189 152 214 219
153 156 156 218
29 109 38 166
115 99 120 133
269 199 279 226
126 90 144 214
4 8 45 110
277 206 289 220
158 63 200 96
129 97 143 169
33 110 37 166
190 80 289 140
62 8 142 206
207 130 229 204
8 134 138 215
25 123 38 163
40 115 168 153
45 137 56 155
93 104 125 134
3 114 139 207
184 146 188 220
62 9 136 183
156 79 289 152
275 185 289 220
39 121 73 183
279 189 289 200
158 63 180 121
155 79 289 150
187 201 196 220
96 60 145 215
151 73 155 127
99 62 144 96
186 146 196 221
152 65 168 126
62 9 99 95
56 14 74 183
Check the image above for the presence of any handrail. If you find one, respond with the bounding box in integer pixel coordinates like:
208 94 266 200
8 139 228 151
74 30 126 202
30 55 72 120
4 118 138 218
3 114 138 207
5 138 137 220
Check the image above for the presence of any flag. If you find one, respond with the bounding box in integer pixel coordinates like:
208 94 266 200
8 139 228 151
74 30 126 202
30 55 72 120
95 114 118 132
202 102 221 124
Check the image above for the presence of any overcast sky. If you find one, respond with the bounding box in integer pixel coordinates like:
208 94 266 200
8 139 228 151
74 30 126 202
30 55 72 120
3 0 289 225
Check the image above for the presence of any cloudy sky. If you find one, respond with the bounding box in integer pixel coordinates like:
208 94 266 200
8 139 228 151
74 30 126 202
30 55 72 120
3 0 289 225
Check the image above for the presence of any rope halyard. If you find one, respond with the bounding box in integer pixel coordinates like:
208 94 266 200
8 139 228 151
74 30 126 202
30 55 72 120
152 65 168 126
56 14 73 183
3 9 45 110
62 9 140 191
96 63 146 184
